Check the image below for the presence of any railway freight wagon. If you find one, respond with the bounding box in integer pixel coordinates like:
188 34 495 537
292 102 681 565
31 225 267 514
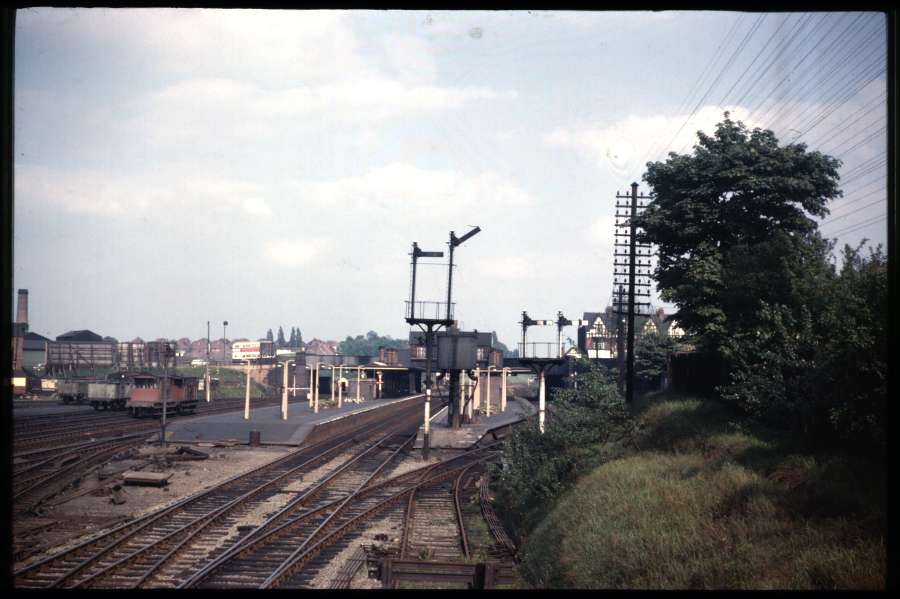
127 374 199 418
86 381 132 411
57 380 93 404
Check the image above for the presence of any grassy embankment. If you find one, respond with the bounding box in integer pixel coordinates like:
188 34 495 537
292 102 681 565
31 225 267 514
514 391 885 589
175 366 269 400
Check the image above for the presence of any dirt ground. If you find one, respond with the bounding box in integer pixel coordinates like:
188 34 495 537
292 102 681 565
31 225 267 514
14 441 295 569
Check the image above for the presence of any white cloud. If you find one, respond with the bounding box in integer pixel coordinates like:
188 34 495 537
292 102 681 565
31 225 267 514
15 163 273 219
293 163 534 221
546 78 887 178
242 197 272 216
545 104 765 177
473 255 536 281
125 76 511 146
264 237 331 268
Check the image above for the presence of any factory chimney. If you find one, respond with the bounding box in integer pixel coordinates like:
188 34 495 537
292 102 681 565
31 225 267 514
16 289 28 327
13 289 28 370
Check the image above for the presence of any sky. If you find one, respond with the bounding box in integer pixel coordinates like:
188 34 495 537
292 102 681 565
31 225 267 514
13 9 888 349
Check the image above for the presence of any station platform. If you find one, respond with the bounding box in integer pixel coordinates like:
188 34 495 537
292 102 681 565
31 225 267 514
165 395 420 446
413 396 537 449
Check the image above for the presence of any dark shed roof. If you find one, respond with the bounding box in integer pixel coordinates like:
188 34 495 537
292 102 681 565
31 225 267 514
56 330 104 342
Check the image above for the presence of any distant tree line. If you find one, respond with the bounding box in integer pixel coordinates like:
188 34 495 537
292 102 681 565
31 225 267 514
337 331 407 358
264 326 304 349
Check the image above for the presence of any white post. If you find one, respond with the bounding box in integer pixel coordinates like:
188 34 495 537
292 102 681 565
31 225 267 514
314 364 320 414
424 387 431 434
501 367 508 413
356 366 361 403
292 373 296 398
474 366 481 414
459 373 465 421
486 367 492 417
244 362 251 420
337 365 343 408
330 366 335 403
281 361 289 420
538 369 546 433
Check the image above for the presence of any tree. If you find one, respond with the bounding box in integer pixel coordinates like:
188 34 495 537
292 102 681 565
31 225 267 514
288 327 296 348
296 327 304 348
491 331 512 357
636 114 885 454
634 113 841 353
337 331 407 357
634 332 675 391
277 326 286 348
266 329 274 342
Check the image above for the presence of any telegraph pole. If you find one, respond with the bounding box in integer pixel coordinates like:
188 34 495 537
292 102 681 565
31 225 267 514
614 183 652 404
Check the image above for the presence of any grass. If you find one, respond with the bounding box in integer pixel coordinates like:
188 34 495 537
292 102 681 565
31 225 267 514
514 391 885 589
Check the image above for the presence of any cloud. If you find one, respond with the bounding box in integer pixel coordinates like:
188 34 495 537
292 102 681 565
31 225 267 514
14 163 273 219
125 76 512 146
242 197 272 216
473 255 536 281
264 237 331 268
546 78 886 178
545 104 765 177
293 162 534 220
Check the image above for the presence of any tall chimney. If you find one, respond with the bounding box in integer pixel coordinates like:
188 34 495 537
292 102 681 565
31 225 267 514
16 289 28 327
13 289 28 371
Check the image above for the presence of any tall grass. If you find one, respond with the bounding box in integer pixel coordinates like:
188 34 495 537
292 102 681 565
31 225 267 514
515 394 885 589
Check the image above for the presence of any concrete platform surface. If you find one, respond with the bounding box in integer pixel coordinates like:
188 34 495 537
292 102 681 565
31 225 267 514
414 396 536 449
166 395 421 446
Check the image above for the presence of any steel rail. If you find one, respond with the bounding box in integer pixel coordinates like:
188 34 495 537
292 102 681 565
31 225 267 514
13 437 147 508
453 461 481 562
12 405 405 587
44 401 425 589
180 443 498 589
261 454 495 589
179 430 420 588
75 429 405 589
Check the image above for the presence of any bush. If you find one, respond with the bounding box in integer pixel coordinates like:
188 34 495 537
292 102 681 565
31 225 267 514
716 243 887 455
494 363 632 538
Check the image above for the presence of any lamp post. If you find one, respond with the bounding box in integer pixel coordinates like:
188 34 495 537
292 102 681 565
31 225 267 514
356 366 362 403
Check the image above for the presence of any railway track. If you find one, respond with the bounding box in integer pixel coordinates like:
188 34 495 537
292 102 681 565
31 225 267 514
13 397 282 454
180 443 497 589
15 395 521 590
13 397 427 589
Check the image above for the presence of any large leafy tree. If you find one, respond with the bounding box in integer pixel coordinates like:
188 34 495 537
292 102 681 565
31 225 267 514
635 114 841 353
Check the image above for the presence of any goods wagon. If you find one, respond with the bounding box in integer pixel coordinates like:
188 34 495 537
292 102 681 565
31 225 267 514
87 381 132 411
127 374 198 418
57 380 92 404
